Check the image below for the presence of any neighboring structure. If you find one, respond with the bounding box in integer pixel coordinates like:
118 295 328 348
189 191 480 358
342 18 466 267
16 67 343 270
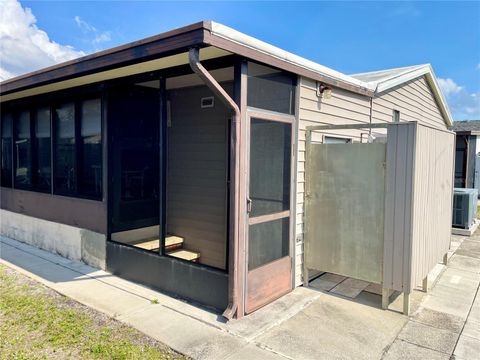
0 21 454 319
450 120 480 190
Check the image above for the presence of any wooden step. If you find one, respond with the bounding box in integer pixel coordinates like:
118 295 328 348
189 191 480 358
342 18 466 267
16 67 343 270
134 239 160 251
165 235 184 251
167 249 200 262
132 235 184 252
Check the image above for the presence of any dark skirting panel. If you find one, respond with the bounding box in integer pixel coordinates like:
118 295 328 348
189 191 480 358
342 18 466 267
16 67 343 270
106 241 228 311
0 187 107 234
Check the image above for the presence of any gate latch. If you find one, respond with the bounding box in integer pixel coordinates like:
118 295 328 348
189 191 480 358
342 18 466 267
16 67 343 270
247 197 252 213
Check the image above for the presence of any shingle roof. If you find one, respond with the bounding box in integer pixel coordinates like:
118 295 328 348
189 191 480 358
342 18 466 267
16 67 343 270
450 120 480 133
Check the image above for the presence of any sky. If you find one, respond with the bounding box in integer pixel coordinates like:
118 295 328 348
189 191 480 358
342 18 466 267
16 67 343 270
0 0 479 120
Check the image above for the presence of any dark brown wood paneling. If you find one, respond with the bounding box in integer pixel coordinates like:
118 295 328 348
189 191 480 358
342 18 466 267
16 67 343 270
0 188 107 234
245 256 292 313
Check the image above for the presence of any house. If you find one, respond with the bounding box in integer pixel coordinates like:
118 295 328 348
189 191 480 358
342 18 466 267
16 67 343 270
450 120 480 191
0 21 454 319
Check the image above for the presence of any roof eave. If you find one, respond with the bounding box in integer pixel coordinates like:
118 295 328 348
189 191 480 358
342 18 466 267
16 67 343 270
0 21 210 96
374 64 453 127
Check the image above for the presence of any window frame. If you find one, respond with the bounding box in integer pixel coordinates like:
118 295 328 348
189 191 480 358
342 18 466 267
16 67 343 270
78 97 103 199
52 94 103 200
393 109 400 123
52 100 78 196
323 136 353 144
33 106 53 193
1 90 103 201
13 108 35 190
0 111 14 188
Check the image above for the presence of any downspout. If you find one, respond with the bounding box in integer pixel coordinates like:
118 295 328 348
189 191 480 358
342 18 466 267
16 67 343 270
188 47 240 320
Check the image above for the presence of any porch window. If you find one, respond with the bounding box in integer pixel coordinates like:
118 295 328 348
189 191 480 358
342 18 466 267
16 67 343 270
53 102 76 195
14 110 33 189
79 99 102 198
1 113 13 187
247 62 296 115
34 107 51 192
53 98 103 199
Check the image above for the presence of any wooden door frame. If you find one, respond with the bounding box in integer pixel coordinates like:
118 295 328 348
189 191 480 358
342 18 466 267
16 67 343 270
244 108 295 314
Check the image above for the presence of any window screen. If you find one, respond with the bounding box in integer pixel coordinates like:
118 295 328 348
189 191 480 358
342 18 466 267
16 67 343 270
34 107 51 191
54 103 76 194
79 99 102 198
15 110 32 188
249 118 291 217
248 217 289 270
247 62 296 115
1 113 13 187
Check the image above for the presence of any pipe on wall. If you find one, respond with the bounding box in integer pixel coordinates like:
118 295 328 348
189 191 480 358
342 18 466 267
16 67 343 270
188 47 241 320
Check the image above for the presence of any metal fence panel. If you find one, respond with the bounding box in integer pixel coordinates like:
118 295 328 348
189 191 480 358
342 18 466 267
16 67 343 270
305 143 386 284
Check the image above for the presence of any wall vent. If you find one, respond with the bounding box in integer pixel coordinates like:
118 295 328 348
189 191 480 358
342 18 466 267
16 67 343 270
201 96 214 108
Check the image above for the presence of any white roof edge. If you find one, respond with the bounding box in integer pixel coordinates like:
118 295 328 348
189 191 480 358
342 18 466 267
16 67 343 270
209 21 452 126
209 22 376 92
373 64 453 126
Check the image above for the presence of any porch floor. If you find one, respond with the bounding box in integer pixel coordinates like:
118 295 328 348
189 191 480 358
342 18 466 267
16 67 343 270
1 233 479 360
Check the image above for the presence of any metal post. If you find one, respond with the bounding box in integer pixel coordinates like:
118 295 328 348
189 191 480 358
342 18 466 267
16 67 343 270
303 129 312 288
422 276 428 292
382 288 390 309
403 291 411 315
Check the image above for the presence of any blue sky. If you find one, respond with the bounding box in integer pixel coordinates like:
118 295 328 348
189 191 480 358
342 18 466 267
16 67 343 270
2 1 479 120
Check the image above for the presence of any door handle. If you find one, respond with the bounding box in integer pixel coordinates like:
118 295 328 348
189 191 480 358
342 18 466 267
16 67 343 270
247 197 252 214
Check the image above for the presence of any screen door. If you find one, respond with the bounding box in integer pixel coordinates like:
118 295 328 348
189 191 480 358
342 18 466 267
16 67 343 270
245 111 293 313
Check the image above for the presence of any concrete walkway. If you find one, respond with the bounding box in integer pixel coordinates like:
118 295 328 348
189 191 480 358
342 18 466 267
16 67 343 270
1 233 479 360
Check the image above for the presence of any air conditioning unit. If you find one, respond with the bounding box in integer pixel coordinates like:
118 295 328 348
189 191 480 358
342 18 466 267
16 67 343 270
452 188 478 229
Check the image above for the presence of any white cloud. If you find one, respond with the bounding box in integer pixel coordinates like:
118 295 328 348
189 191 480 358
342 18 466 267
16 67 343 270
439 77 480 120
74 15 111 46
0 0 84 81
438 78 463 96
74 15 96 33
93 31 111 45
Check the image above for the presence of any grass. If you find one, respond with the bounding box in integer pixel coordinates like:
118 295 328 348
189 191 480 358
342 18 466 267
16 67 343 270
0 264 185 360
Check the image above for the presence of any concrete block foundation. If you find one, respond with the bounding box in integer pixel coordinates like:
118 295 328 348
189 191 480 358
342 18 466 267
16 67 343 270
0 209 106 269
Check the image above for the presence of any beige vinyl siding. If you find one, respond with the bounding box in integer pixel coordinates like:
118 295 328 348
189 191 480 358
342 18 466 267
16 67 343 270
372 77 448 130
295 75 449 287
